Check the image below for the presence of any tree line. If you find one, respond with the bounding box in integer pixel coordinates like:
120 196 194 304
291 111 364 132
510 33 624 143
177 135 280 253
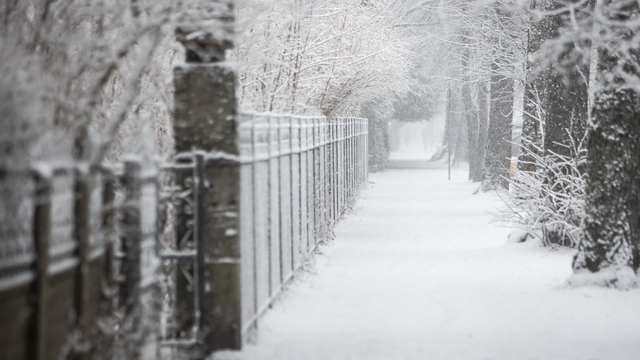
2 0 639 287
405 0 640 288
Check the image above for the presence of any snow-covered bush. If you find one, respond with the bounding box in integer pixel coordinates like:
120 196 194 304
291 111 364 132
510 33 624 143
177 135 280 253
497 138 586 247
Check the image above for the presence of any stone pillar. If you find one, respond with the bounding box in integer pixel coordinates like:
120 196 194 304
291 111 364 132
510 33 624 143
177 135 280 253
173 2 241 353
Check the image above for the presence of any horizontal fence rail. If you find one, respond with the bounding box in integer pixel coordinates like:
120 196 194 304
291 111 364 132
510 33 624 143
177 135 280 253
237 113 369 335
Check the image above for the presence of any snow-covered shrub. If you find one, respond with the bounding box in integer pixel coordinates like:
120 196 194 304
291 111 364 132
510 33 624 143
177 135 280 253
496 138 586 247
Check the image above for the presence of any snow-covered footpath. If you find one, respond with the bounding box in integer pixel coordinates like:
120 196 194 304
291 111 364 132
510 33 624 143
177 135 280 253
223 167 640 360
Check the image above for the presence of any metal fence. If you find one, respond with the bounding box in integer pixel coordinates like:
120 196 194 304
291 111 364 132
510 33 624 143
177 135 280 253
0 162 161 360
237 114 369 335
0 114 368 360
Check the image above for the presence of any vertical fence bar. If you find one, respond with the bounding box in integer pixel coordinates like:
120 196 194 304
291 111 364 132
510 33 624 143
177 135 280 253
74 166 110 360
266 115 273 297
348 119 352 201
288 115 297 274
306 118 313 251
268 115 279 295
249 115 258 330
120 160 143 359
341 118 344 212
353 119 356 196
336 120 340 218
280 115 293 283
102 169 118 295
352 119 356 195
140 166 160 360
311 118 317 247
34 171 51 360
322 119 327 239
300 118 308 258
290 116 300 270
356 119 359 187
192 153 204 351
335 120 339 218
74 169 91 336
345 119 349 203
312 118 319 246
340 119 345 215
236 113 256 336
277 115 284 285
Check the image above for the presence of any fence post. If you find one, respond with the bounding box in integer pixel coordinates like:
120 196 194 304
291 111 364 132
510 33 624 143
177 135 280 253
74 167 104 360
173 10 241 352
75 169 91 330
33 171 52 360
120 160 143 358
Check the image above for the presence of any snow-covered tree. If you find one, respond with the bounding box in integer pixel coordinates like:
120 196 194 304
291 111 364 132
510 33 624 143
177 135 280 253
570 0 640 288
0 0 234 167
232 0 412 117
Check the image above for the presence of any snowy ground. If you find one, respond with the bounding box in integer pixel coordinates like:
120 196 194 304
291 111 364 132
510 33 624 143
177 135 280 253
388 151 434 161
222 165 640 360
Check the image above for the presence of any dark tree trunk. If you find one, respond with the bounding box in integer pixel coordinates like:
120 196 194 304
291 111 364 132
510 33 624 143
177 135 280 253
482 65 514 191
573 89 640 280
453 103 468 166
472 80 489 182
463 79 479 181
518 2 552 172
519 0 592 245
518 75 544 172
543 71 589 158
460 33 480 180
445 87 453 153
432 88 453 162
538 2 590 159
520 0 591 169
572 0 640 287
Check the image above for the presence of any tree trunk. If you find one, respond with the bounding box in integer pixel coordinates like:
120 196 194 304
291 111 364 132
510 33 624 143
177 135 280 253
432 88 453 162
518 75 544 172
518 1 551 172
571 0 640 288
573 89 640 280
481 65 513 191
473 80 489 182
449 85 467 166
520 0 592 245
519 0 591 166
539 3 590 159
463 78 479 180
460 29 480 180
453 97 468 166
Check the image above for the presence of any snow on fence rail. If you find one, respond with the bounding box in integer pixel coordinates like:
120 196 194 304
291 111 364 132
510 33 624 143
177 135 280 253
237 113 369 336
0 113 368 360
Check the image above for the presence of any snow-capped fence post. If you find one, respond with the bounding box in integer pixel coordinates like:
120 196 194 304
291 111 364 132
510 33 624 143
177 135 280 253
173 2 241 353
